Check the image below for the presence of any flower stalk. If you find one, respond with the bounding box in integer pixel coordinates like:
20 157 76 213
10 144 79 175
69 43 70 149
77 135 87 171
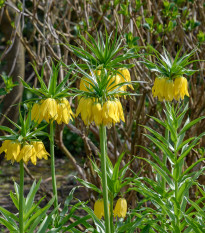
50 121 58 209
110 193 114 233
19 160 24 233
99 125 111 233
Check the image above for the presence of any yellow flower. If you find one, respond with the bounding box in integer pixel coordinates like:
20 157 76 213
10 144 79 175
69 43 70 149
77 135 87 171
92 102 102 126
31 98 58 123
56 98 74 124
17 144 35 163
76 98 125 127
164 79 174 101
152 77 166 101
80 77 93 92
118 68 134 90
31 98 73 124
174 77 189 100
76 98 93 126
108 74 122 92
113 198 127 218
79 70 101 91
102 100 125 127
94 199 110 219
0 140 49 165
0 140 21 162
107 69 133 93
30 141 49 165
31 103 41 123
80 69 133 94
94 199 104 219
152 77 189 101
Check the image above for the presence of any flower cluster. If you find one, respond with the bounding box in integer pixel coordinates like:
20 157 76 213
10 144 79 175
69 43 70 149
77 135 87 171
0 140 49 165
76 98 125 127
80 68 133 93
108 68 134 92
94 198 127 219
31 98 74 124
152 77 189 101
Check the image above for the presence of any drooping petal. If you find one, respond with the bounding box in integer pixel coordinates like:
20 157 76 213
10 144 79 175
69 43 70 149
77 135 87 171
118 68 134 90
94 199 104 219
31 103 40 121
113 198 127 218
174 77 189 100
0 140 10 154
92 103 102 126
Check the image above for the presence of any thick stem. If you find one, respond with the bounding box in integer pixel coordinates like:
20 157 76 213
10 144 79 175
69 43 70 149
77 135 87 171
19 160 24 233
99 125 111 233
50 121 58 209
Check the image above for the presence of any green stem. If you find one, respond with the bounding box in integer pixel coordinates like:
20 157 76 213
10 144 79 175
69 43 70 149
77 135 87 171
50 121 58 209
99 125 111 233
174 141 180 232
19 160 24 233
110 194 114 233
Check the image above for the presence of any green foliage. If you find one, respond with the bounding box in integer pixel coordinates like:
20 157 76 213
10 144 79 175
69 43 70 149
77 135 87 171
69 30 138 71
183 19 201 32
129 103 205 232
0 72 18 95
0 180 56 233
163 1 179 19
125 32 140 49
75 152 141 232
144 17 154 32
142 46 199 79
0 107 48 142
21 61 75 100
45 187 91 232
76 152 135 197
0 0 5 9
197 31 205 43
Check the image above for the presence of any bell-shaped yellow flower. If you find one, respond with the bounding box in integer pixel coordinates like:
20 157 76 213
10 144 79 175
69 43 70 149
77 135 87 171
31 103 41 123
56 98 74 124
174 76 189 100
0 140 21 162
164 79 174 101
108 74 123 92
94 199 110 219
152 76 189 101
113 198 127 218
92 103 102 126
80 69 132 94
79 70 101 91
107 69 133 93
30 141 49 165
94 199 104 219
102 100 125 127
80 77 93 92
76 98 93 126
40 98 58 123
17 144 35 163
31 98 73 124
0 140 49 165
76 98 125 127
118 68 134 90
152 77 166 101
31 98 58 123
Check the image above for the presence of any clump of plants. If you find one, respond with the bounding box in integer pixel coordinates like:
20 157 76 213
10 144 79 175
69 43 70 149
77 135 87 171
0 29 204 233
